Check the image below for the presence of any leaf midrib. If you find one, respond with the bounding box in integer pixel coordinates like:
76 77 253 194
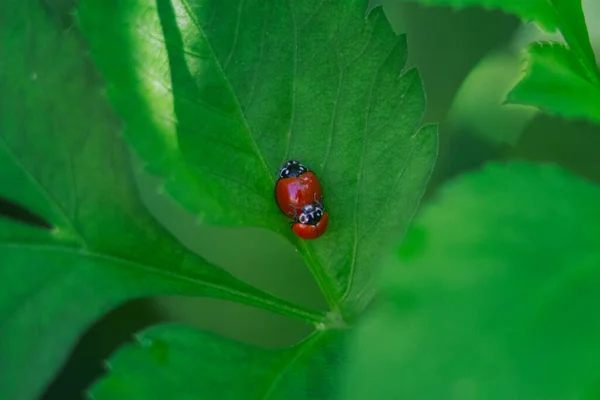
0 242 234 293
261 329 325 399
178 0 341 314
179 0 272 184
0 136 86 247
0 241 327 324
544 0 600 82
533 43 600 95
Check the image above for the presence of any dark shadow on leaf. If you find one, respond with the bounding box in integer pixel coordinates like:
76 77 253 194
156 0 202 150
0 196 52 230
510 115 600 185
40 0 77 31
42 299 162 400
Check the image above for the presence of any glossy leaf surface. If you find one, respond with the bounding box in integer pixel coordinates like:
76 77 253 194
78 0 437 317
390 0 597 79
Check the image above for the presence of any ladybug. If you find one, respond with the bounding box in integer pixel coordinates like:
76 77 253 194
292 202 329 240
275 160 323 220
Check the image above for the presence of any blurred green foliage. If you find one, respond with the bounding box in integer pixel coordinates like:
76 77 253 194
345 162 600 398
9 0 599 398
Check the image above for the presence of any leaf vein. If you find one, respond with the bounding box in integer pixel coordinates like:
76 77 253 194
342 42 396 302
321 10 343 175
282 0 298 164
0 242 324 324
0 136 86 247
178 0 274 186
261 330 325 399
223 0 244 71
244 0 269 111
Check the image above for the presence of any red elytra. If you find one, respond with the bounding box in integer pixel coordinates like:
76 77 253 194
275 160 323 219
292 212 329 240
275 172 323 218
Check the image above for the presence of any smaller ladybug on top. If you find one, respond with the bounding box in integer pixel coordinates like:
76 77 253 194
275 160 329 240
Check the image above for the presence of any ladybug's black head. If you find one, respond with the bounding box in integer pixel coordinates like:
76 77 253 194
297 203 324 226
278 160 309 179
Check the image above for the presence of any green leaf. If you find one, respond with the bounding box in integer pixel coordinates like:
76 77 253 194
78 0 438 318
343 162 600 399
446 49 539 145
89 324 344 399
0 2 324 399
390 0 598 81
507 42 600 123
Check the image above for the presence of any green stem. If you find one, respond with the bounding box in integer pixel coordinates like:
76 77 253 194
247 292 328 326
298 240 342 317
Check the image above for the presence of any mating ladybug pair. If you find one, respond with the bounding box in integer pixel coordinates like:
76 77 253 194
275 160 329 240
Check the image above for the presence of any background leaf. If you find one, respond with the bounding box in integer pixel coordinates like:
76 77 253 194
0 2 323 399
389 0 598 80
90 324 345 400
78 0 438 318
412 0 600 146
342 161 600 399
446 49 539 145
507 42 600 123
391 0 560 30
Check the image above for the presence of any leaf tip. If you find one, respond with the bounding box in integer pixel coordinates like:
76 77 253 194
101 359 113 372
134 332 153 347
501 94 513 106
195 214 206 225
365 0 381 18
413 122 438 138
84 389 97 400
51 226 80 242
98 86 109 100
71 9 81 28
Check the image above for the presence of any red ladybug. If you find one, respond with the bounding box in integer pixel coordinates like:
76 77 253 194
291 203 329 240
275 160 323 219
